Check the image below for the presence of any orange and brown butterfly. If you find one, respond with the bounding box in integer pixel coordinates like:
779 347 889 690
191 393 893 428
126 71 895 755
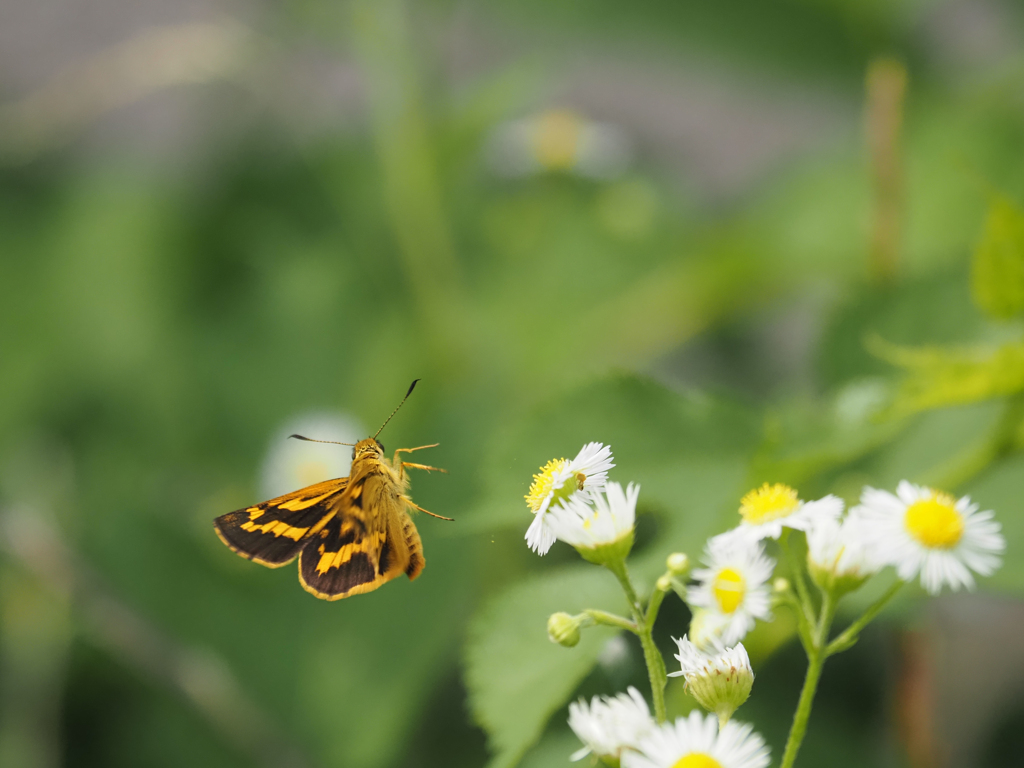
213 380 451 600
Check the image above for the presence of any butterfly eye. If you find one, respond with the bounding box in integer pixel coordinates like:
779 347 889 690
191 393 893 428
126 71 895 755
375 439 385 453
351 447 356 461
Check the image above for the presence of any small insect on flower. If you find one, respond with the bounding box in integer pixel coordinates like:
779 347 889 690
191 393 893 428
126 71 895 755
568 687 655 763
854 481 1004 595
524 442 614 555
687 534 775 647
734 483 843 543
213 381 452 601
622 711 770 768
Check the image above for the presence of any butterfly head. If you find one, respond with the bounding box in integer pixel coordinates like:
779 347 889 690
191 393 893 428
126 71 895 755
352 438 385 462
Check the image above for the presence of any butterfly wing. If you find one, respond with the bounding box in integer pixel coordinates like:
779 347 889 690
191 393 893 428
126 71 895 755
213 477 348 568
297 466 425 600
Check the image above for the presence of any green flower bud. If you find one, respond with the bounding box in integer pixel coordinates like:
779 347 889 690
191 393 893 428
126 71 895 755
548 612 582 647
666 552 690 576
670 636 754 728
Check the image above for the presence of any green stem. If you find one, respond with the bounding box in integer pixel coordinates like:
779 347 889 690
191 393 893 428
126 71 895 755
582 609 637 634
780 531 816 632
606 560 667 722
825 580 902 657
645 585 668 631
779 592 836 768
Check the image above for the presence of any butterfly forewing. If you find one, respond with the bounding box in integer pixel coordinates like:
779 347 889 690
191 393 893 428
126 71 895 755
213 477 348 568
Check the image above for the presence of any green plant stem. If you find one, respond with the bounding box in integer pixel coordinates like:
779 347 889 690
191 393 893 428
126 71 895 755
779 592 836 768
825 580 902 657
606 559 667 722
645 585 668 630
780 532 816 633
582 609 637 633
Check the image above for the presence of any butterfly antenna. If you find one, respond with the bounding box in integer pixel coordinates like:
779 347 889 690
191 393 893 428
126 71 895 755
289 434 355 446
374 379 420 439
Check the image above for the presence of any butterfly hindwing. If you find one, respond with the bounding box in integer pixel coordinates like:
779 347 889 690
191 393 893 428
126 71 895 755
298 470 423 600
213 477 348 568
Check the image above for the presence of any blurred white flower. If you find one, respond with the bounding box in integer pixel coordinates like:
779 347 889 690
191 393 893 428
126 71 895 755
805 510 880 593
568 686 655 762
855 481 1004 595
622 711 770 768
260 412 364 499
485 109 633 180
733 483 843 543
524 442 614 555
687 534 774 647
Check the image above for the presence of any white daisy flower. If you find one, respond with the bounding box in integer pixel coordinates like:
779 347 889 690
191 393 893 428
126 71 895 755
687 535 774 646
260 412 364 499
855 481 1004 595
524 442 614 555
805 510 880 594
568 686 655 762
622 711 770 768
545 481 638 561
669 636 753 727
485 109 633 179
733 483 843 543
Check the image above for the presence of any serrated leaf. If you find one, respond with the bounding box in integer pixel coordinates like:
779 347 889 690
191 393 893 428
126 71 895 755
972 196 1024 320
465 567 622 768
870 337 1024 416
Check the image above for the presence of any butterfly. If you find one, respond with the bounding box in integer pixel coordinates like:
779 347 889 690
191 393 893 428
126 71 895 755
213 380 451 600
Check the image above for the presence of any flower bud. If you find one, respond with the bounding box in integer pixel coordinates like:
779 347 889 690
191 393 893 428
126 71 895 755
772 577 791 595
548 612 582 647
656 574 673 593
669 635 753 728
666 552 690 576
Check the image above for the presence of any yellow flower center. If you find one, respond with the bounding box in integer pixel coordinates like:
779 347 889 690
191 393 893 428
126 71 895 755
739 483 800 524
533 110 582 170
672 753 723 768
904 492 963 549
525 458 570 513
712 567 745 614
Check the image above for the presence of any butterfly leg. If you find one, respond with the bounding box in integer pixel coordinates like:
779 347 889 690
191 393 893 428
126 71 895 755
401 462 447 473
402 496 454 521
394 444 442 480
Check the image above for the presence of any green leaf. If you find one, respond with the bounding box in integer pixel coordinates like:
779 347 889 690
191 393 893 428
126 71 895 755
972 196 1024 320
870 337 1024 416
465 567 621 768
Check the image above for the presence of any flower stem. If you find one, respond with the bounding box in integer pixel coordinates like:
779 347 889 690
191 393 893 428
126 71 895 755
779 591 836 768
825 580 902 657
606 559 667 722
582 609 637 634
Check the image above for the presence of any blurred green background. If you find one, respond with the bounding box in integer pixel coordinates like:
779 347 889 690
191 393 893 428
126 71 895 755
2 1 1024 767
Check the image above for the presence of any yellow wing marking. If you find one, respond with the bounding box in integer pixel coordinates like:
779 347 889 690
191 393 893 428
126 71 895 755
239 509 336 542
277 489 340 511
314 531 386 575
239 518 311 541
